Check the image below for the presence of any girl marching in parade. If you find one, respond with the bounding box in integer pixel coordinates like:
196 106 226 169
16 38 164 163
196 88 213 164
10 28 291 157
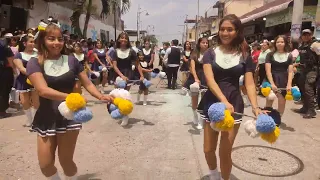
92 39 112 93
13 34 39 127
142 39 155 69
136 51 152 105
26 19 113 180
180 41 192 86
112 32 144 126
265 35 293 117
183 37 209 129
197 14 262 180
71 42 91 94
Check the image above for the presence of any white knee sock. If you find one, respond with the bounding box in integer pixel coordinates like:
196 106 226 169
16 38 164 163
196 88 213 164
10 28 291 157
31 107 38 120
23 109 33 126
192 109 198 124
143 95 148 105
65 173 78 180
47 172 61 180
209 168 220 179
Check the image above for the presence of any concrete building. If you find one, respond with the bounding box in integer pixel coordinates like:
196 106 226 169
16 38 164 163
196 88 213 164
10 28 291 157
1 0 124 41
220 0 265 17
124 29 147 46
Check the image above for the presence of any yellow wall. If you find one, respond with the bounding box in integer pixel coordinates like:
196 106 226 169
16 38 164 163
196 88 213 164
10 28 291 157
220 0 264 17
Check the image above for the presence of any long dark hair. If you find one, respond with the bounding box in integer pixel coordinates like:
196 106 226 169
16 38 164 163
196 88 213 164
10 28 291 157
183 41 192 51
18 35 34 52
217 14 248 57
273 35 290 53
191 37 208 60
116 32 131 49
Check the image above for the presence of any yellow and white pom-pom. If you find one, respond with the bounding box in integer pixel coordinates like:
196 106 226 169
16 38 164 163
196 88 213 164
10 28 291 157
214 110 234 131
285 91 293 101
58 102 74 120
244 120 260 138
110 89 132 101
261 87 271 97
118 99 133 115
267 90 277 101
113 97 122 106
260 126 280 144
65 93 86 111
159 72 166 79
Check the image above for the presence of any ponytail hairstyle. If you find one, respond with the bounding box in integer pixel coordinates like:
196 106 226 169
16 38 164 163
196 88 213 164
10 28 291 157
36 18 64 66
18 34 34 52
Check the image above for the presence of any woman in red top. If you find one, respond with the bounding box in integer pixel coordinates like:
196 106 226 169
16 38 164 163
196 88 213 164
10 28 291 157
251 43 261 88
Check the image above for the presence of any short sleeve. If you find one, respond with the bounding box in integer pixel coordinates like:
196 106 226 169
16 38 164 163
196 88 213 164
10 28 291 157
14 52 22 59
26 57 42 76
203 48 214 64
108 49 116 60
190 52 198 62
69 55 84 75
245 55 255 73
265 52 273 63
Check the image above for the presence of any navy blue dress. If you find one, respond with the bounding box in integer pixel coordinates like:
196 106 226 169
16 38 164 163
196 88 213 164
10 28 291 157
26 55 84 137
197 47 255 124
91 48 107 71
14 52 37 92
180 50 192 72
182 52 206 91
112 48 137 83
265 52 293 97
142 48 154 69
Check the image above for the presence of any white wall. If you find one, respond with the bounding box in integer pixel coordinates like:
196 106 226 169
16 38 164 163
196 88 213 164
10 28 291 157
27 0 121 41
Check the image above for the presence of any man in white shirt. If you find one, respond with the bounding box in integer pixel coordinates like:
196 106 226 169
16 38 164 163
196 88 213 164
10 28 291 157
163 39 181 89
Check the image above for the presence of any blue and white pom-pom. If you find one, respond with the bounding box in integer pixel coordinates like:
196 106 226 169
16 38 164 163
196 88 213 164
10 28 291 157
256 114 276 133
151 68 160 78
58 102 74 120
208 103 226 122
74 107 93 123
291 86 301 101
115 77 127 89
98 66 107 72
159 72 166 79
143 79 152 88
111 109 123 119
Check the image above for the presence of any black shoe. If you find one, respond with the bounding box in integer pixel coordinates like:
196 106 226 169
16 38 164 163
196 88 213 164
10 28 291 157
293 108 307 114
0 112 12 119
303 111 317 119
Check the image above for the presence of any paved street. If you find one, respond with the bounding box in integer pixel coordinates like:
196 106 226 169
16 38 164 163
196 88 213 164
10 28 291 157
0 77 320 180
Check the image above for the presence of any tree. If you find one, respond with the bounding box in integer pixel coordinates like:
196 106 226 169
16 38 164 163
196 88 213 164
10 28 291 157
144 35 158 45
100 0 131 40
70 0 98 38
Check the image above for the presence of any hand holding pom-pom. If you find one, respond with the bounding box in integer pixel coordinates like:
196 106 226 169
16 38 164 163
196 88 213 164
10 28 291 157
244 120 260 138
74 107 93 123
58 102 74 120
190 82 200 93
65 93 86 111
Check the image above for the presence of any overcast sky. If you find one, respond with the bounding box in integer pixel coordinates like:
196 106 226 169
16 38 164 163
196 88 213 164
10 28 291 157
122 0 218 45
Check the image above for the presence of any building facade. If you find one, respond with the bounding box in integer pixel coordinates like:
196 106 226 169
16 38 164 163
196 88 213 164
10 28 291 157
1 0 124 41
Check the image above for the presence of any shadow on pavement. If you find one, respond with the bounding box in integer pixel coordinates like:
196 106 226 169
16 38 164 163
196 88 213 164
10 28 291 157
78 173 101 180
280 122 295 132
184 122 201 135
200 174 239 180
121 118 155 129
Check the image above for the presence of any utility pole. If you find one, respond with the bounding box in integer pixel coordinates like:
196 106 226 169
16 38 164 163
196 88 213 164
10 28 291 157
195 0 199 42
137 4 140 41
290 0 304 41
314 0 320 40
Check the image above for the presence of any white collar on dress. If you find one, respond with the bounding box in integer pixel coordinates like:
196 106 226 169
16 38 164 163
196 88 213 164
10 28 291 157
73 53 84 61
143 48 151 55
116 48 130 59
